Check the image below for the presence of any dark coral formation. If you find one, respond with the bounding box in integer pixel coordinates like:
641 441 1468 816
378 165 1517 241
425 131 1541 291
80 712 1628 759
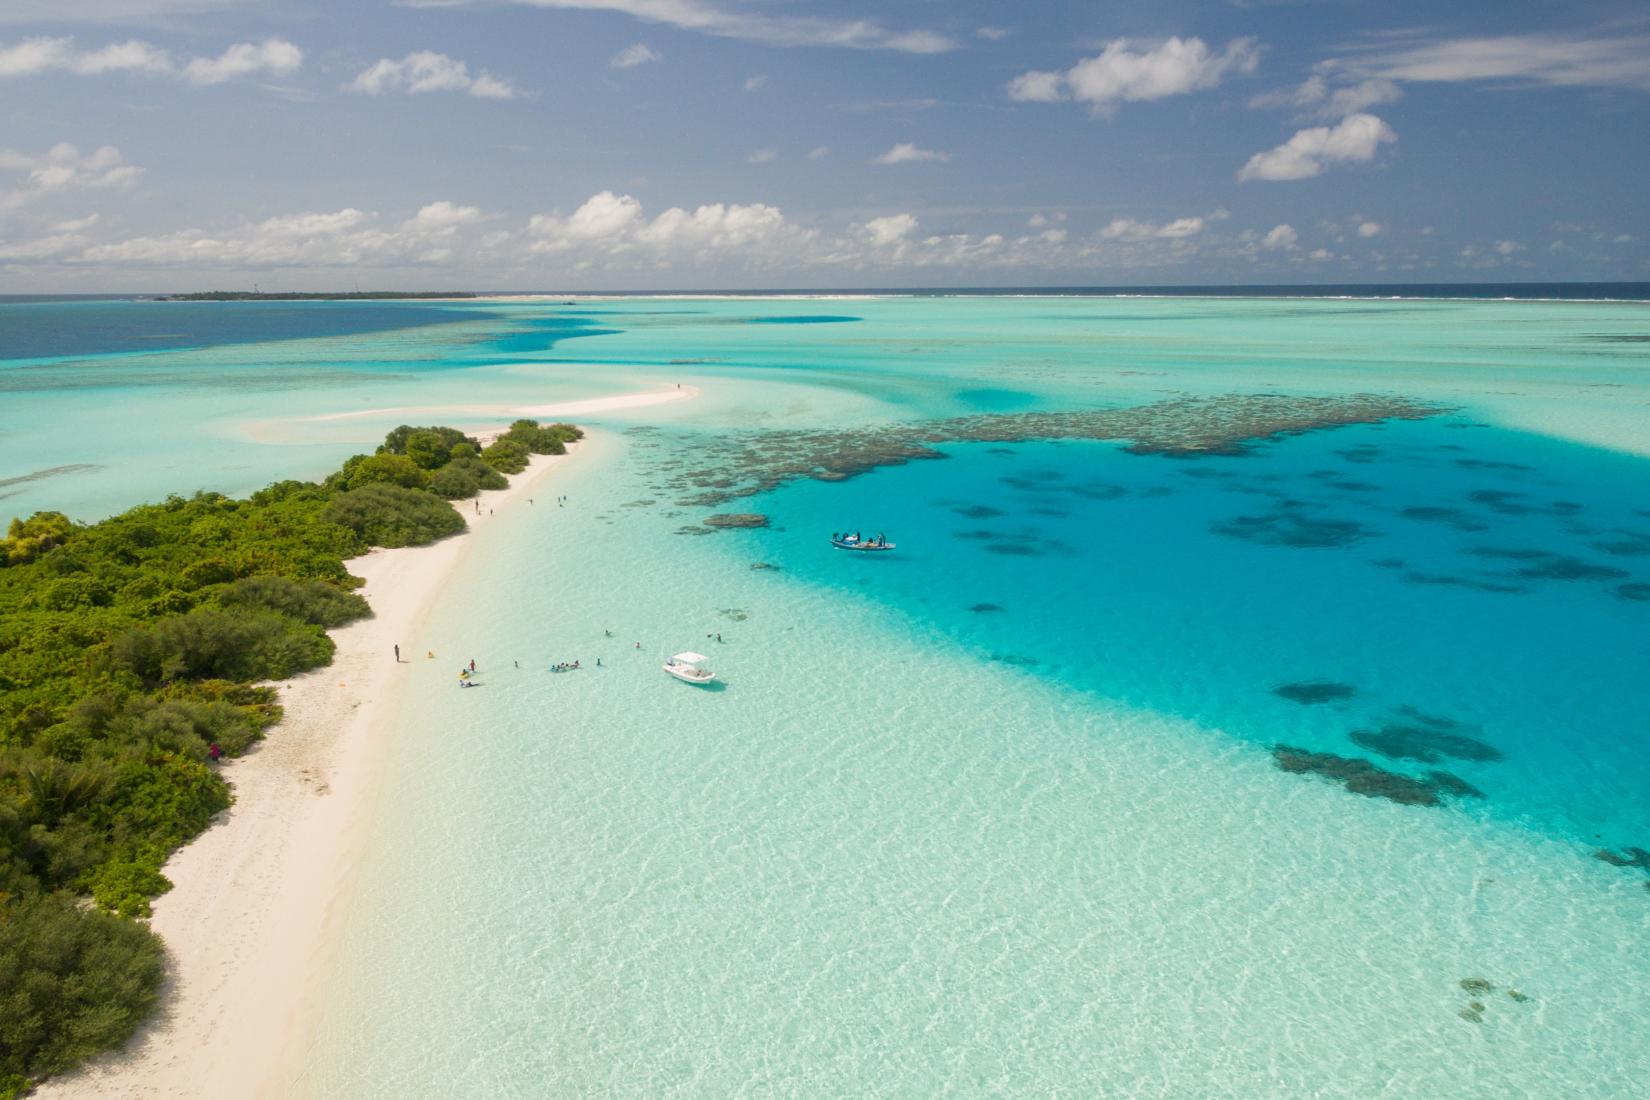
1468 490 1584 517
1271 746 1442 806
1212 509 1373 549
1456 978 1534 1022
1425 771 1484 798
967 603 1006 613
702 513 769 528
652 393 1443 509
1594 529 1650 557
1349 710 1503 764
1273 680 1357 705
1469 546 1627 581
1400 505 1489 532
1593 846 1650 873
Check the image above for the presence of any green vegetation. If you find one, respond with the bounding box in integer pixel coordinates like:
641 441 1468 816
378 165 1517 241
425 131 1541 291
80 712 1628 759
0 418 578 1095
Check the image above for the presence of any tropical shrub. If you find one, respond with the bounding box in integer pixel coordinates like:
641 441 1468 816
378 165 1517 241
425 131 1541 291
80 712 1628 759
479 438 530 474
0 893 165 1091
504 419 584 456
319 483 466 548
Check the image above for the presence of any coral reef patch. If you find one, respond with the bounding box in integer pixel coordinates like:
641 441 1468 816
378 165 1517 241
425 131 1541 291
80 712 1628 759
702 513 769 528
1273 680 1357 705
652 393 1444 508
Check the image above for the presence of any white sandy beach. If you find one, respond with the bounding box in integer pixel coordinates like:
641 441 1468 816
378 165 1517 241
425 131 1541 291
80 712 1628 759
36 388 692 1099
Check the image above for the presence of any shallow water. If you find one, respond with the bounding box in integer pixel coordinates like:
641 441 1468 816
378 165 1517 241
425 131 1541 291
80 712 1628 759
5 295 1650 1094
300 429 1650 1097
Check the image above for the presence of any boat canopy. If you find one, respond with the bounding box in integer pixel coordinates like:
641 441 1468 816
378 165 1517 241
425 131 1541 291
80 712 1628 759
670 652 709 665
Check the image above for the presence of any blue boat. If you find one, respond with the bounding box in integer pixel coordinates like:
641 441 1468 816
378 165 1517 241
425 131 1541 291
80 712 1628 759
830 532 895 551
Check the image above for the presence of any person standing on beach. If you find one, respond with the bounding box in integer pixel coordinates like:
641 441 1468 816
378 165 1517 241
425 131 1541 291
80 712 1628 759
394 644 400 662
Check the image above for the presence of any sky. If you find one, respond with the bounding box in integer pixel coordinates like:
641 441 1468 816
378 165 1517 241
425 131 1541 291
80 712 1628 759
1 0 1647 290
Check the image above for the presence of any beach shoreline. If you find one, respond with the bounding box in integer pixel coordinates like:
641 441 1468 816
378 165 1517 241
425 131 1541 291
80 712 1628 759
34 392 688 1099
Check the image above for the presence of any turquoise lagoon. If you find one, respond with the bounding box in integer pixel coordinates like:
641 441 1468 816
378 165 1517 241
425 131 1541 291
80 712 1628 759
4 295 1650 1095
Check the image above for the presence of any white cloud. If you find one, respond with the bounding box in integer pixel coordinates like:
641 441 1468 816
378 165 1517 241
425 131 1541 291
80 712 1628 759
1307 248 1333 261
1357 220 1382 238
742 73 766 91
1262 224 1298 250
1237 113 1396 182
455 1 956 54
1100 215 1207 241
1336 31 1650 92
745 148 776 163
872 142 949 165
1006 69 1064 103
183 39 301 85
409 200 482 231
1250 73 1400 118
70 200 495 268
806 145 828 160
610 42 660 69
1494 239 1525 256
863 213 917 246
975 26 1010 42
0 35 299 83
1009 36 1259 115
1327 78 1401 116
0 143 142 212
348 51 518 99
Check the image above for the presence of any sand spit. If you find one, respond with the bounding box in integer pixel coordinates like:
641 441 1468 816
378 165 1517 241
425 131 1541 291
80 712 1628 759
35 391 693 1099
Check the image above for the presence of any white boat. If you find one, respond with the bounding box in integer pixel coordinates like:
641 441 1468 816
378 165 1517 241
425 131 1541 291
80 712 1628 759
663 651 717 685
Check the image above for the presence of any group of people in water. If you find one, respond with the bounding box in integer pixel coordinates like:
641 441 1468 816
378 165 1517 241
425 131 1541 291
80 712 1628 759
550 660 583 673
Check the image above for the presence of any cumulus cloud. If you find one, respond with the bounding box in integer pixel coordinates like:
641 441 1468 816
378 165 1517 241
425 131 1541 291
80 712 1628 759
871 142 948 165
1008 36 1259 115
526 191 808 268
610 42 660 68
1262 224 1298 250
745 148 776 163
0 183 1372 282
348 51 518 99
440 0 956 54
742 73 766 91
806 145 828 160
863 213 917 246
1357 220 1382 238
1100 215 1207 241
183 39 302 85
0 35 300 83
0 143 142 212
73 201 493 268
1237 113 1396 182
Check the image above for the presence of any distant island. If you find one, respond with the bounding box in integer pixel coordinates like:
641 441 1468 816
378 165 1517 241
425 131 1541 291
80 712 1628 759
156 291 476 301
